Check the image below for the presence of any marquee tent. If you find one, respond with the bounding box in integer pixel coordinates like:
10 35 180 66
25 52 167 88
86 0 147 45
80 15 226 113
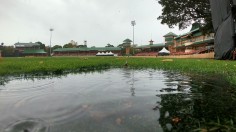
158 47 170 56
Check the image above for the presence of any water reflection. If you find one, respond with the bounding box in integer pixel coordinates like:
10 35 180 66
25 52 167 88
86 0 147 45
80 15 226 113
0 69 235 131
0 69 109 87
130 69 135 96
157 74 236 131
122 68 136 96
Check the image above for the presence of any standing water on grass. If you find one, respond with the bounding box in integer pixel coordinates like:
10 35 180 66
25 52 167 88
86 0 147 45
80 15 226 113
0 69 235 132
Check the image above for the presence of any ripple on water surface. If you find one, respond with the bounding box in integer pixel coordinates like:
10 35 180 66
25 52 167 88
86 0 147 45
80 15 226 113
0 69 230 132
3 118 49 132
0 69 191 132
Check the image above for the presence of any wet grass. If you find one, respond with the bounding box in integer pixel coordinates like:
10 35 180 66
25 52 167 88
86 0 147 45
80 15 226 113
0 56 236 85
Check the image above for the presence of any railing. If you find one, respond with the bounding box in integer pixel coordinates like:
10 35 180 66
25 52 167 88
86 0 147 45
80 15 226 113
184 42 193 46
174 36 214 48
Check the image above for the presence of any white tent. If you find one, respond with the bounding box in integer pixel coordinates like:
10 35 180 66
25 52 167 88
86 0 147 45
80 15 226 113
159 47 170 54
108 51 114 55
96 52 101 55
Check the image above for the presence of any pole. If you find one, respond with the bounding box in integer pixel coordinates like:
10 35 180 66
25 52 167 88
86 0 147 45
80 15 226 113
131 20 136 55
50 31 52 56
49 28 53 56
133 25 134 55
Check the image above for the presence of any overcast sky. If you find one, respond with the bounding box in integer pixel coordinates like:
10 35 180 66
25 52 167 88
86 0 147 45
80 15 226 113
0 0 190 47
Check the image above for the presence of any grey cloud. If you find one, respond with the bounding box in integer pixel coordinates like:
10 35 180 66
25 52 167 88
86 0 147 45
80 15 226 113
0 0 189 47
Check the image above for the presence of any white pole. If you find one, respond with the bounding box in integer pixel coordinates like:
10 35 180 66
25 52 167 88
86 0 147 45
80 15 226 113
131 21 136 55
49 28 54 56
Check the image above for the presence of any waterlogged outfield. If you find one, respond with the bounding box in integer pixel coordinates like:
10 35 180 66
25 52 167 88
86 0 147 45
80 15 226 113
1 57 236 84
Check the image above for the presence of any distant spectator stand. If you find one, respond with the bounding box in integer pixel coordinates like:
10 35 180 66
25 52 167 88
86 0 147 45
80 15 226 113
23 49 47 57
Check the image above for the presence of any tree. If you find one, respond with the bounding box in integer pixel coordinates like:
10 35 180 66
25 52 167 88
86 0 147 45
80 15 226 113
63 43 75 48
1 46 14 57
105 43 114 47
52 45 62 50
77 45 87 48
157 0 213 32
35 41 45 49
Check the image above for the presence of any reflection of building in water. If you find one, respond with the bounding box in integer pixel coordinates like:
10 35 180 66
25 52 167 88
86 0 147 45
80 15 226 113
130 86 135 96
130 69 135 96
157 75 236 131
123 68 135 96
157 93 193 131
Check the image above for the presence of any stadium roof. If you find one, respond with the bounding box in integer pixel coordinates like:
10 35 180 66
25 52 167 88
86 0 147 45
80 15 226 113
53 47 122 52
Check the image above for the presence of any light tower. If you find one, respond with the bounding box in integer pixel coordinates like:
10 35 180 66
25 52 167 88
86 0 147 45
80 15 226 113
49 28 54 56
131 20 136 55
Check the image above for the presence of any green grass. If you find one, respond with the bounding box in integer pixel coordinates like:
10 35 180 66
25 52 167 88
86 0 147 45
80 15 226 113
1 56 236 85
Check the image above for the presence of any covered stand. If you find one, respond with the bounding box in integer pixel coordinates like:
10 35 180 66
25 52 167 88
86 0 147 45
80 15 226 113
210 0 236 59
158 47 170 56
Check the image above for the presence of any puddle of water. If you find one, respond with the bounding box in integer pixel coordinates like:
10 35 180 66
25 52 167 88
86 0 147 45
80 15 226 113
0 69 235 132
4 119 49 132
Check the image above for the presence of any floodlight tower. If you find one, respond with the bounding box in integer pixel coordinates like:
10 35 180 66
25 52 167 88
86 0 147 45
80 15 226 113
131 20 136 55
49 28 54 56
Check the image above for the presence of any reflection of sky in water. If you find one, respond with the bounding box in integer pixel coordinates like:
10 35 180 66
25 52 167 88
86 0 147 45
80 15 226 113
0 68 229 132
